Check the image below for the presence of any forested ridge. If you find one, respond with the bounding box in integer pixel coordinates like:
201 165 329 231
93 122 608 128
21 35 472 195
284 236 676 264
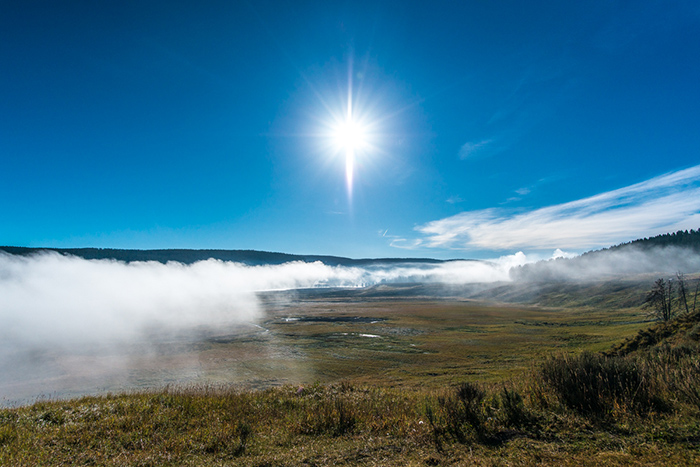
0 246 447 266
586 229 700 254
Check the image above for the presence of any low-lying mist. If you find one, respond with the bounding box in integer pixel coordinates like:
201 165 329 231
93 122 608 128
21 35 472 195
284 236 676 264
511 246 700 282
0 251 529 351
0 251 526 404
1 245 698 405
2 246 698 351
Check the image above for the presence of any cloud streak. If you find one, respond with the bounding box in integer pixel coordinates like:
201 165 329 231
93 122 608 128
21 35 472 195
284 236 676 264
414 165 700 251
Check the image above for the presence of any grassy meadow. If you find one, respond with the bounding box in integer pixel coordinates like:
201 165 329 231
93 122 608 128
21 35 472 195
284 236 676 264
252 295 651 386
2 282 700 465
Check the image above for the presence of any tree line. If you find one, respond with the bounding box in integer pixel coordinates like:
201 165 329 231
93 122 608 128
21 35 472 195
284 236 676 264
593 229 700 255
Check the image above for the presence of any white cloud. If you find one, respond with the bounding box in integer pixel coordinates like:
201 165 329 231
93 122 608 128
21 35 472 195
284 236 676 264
414 165 700 251
552 248 577 259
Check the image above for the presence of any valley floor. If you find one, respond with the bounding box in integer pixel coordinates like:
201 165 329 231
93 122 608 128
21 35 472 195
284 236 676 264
2 292 700 465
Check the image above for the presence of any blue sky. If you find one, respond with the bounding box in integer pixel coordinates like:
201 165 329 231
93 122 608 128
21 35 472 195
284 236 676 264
2 1 700 259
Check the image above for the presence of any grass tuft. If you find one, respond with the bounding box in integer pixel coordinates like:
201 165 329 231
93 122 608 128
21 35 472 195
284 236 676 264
538 352 662 417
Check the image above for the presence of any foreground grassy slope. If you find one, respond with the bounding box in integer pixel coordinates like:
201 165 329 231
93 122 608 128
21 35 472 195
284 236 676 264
2 309 700 465
1 345 699 465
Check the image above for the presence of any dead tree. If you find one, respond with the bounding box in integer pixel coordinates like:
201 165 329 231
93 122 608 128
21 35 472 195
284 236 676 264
676 272 690 314
644 278 674 322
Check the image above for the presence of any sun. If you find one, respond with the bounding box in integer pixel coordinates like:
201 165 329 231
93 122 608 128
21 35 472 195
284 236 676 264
333 119 367 152
330 116 369 198
313 58 389 203
331 116 370 196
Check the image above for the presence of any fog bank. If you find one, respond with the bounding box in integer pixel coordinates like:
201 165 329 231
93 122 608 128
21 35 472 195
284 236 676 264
2 246 698 405
4 247 698 350
511 246 700 282
0 251 528 404
0 252 529 350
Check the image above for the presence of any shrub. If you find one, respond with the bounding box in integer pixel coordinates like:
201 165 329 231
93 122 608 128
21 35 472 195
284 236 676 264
430 382 486 443
497 386 534 428
539 352 661 417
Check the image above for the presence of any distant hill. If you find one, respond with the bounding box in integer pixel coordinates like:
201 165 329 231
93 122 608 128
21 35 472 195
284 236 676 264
4 229 698 270
0 246 449 267
511 229 700 282
279 279 651 310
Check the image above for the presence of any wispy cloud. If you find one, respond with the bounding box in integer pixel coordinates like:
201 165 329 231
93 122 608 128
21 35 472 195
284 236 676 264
459 139 494 159
414 165 700 251
507 175 565 203
389 237 423 250
458 136 517 161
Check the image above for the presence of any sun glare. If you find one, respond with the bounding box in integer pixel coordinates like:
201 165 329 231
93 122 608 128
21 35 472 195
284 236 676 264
328 106 376 201
314 58 388 203
334 120 367 152
333 118 368 197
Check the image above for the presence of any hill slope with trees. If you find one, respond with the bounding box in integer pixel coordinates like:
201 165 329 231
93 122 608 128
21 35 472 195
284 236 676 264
0 246 447 267
511 229 700 282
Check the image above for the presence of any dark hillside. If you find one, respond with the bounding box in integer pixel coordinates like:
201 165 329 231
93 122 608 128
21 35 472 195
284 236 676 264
0 246 448 266
601 228 700 253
